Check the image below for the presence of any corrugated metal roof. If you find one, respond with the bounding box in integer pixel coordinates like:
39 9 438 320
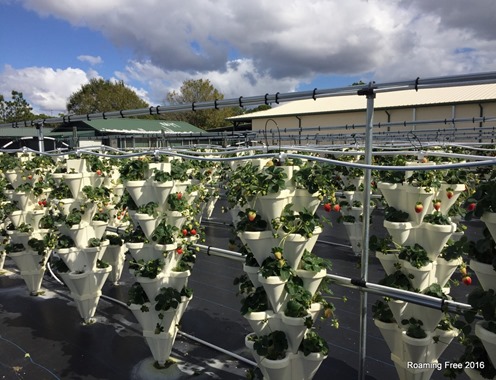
230 82 496 120
53 119 205 134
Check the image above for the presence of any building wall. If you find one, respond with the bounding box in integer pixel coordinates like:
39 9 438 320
250 101 496 144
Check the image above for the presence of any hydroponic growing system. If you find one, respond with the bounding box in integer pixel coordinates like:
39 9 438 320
1 72 496 380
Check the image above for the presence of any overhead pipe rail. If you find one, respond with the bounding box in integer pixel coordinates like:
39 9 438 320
1 71 496 129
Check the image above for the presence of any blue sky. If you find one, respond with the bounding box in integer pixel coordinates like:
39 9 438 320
1 0 495 115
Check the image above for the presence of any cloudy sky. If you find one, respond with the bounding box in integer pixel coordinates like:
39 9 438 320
1 0 495 115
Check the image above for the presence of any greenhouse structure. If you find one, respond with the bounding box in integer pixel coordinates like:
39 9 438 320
0 72 496 380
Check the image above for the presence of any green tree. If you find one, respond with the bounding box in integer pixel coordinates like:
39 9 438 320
165 79 241 130
66 78 149 115
0 91 36 123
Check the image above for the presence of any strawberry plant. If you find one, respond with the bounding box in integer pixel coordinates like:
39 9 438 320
398 244 431 269
166 192 190 213
128 258 164 279
467 229 496 269
82 185 111 203
256 165 287 195
284 278 313 320
271 204 322 239
5 242 25 253
50 183 72 199
123 226 148 244
384 206 409 222
401 317 427 338
137 201 159 217
56 235 75 249
235 209 268 232
259 251 292 281
240 286 269 315
87 238 101 248
105 234 124 246
440 236 469 261
127 282 150 308
119 159 149 181
378 270 414 291
299 329 329 356
298 250 332 272
154 286 182 334
372 299 395 323
253 330 288 360
65 208 83 227
153 169 173 183
423 211 451 225
150 221 177 245
92 210 110 222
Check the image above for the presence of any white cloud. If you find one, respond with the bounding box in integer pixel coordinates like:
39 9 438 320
0 64 95 115
77 55 103 66
7 0 496 115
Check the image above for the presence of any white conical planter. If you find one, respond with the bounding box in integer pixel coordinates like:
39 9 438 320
309 303 323 323
481 212 496 243
102 244 126 285
383 221 415 246
399 260 434 291
9 231 30 247
388 299 408 326
255 189 293 223
280 313 310 354
5 170 22 188
421 222 457 260
64 224 88 248
176 295 192 322
297 351 327 380
406 185 435 224
376 252 399 276
243 264 261 287
8 210 25 228
282 227 321 270
127 243 157 262
173 180 191 195
435 257 463 288
134 213 160 240
475 321 496 367
377 182 407 211
258 354 292 380
13 191 33 210
374 319 403 357
68 271 94 296
129 302 156 331
437 183 466 214
431 328 459 359
0 251 6 270
292 189 321 214
124 180 152 207
403 303 444 332
20 268 45 295
143 329 177 367
9 250 42 272
244 310 276 336
54 198 77 216
72 290 102 323
401 331 434 363
165 211 187 229
258 274 289 313
343 222 363 255
27 209 46 231
153 180 174 208
136 274 166 302
64 173 83 198
82 247 100 271
470 259 496 292
205 195 219 219
238 231 279 266
90 220 108 241
57 247 92 273
295 269 327 296
165 270 191 291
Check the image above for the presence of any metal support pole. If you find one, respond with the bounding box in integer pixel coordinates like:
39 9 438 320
357 83 376 380
35 122 45 152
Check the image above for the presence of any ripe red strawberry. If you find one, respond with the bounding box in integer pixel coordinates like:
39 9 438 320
467 202 476 212
324 203 331 212
42 199 47 206
27 175 33 180
182 229 188 236
332 204 341 212
190 229 197 236
433 200 441 211
176 247 184 255
415 202 423 214
462 276 472 286
96 169 102 176
176 192 183 200
446 190 454 199
247 211 256 222
38 200 43 206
